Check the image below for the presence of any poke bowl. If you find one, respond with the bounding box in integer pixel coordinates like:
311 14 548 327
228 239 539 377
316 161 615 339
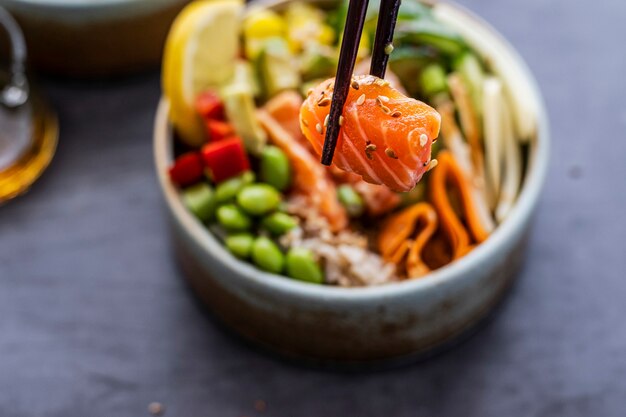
154 0 549 362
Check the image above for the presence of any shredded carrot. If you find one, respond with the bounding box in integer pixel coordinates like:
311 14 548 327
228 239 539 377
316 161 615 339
429 151 490 260
378 203 438 278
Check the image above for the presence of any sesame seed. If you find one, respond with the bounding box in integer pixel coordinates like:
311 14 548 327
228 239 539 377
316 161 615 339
317 97 331 107
384 43 394 55
378 95 390 102
302 118 309 127
324 114 329 127
365 151 373 160
307 88 314 96
315 123 322 134
381 105 391 114
254 400 267 412
427 159 439 171
351 80 360 90
391 111 402 118
356 94 366 105
148 402 164 415
385 148 398 159
365 144 377 152
419 134 428 147
339 116 344 126
375 78 389 86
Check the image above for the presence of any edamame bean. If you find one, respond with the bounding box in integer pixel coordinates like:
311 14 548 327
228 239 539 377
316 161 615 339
216 204 252 231
420 63 448 97
182 183 216 221
260 146 291 191
251 237 284 274
214 171 255 203
225 233 254 259
337 184 364 217
285 247 324 284
236 184 281 216
261 212 298 235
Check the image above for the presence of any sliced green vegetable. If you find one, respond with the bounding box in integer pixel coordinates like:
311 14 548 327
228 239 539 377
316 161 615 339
256 37 301 98
300 44 338 81
216 204 252 231
285 248 324 284
420 63 448 97
337 185 364 217
388 46 439 95
395 19 466 56
260 146 291 191
221 82 267 156
251 236 284 274
225 233 255 259
453 52 485 116
262 212 298 235
182 183 216 222
236 184 282 216
214 171 255 204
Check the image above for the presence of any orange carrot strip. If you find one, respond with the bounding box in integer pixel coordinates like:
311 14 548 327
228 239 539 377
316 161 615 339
378 202 438 278
429 151 490 260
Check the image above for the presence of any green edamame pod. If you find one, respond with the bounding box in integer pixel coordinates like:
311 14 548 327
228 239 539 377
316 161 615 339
182 183 216 222
251 236 284 274
214 171 255 204
421 63 448 97
261 212 298 235
285 248 324 284
260 146 291 191
225 233 255 259
337 184 364 217
237 184 282 216
216 204 252 231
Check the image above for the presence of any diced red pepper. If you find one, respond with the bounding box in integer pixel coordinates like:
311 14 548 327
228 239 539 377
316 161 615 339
168 152 204 187
205 120 235 142
195 91 225 121
201 137 250 183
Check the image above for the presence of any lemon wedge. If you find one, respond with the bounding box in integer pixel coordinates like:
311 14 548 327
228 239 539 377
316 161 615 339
162 0 243 146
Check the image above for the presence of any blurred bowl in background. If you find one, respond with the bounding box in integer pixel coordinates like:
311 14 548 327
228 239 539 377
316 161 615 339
0 0 191 77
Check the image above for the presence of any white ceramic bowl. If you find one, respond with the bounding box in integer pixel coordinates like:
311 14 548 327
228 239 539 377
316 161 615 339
153 0 550 363
1 0 190 76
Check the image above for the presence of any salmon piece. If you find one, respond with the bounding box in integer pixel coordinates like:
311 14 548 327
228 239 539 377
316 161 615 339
263 90 313 150
300 74 441 192
265 92 401 217
256 109 348 232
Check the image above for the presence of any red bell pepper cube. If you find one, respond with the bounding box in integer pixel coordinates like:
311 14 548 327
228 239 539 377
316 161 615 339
205 120 235 142
201 137 250 183
195 91 224 121
168 152 204 187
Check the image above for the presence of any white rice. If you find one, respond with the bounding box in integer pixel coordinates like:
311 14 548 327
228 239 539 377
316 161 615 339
280 196 397 287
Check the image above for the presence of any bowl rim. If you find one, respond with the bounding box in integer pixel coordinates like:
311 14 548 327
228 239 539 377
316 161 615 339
153 0 550 301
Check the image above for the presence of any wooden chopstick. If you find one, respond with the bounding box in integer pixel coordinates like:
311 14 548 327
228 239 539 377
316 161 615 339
321 0 369 166
321 0 402 166
370 0 401 78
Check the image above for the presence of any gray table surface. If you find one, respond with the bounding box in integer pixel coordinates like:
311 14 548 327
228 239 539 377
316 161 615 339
1 0 625 416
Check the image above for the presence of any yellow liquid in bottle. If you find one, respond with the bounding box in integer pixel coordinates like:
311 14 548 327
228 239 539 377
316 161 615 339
0 96 58 203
